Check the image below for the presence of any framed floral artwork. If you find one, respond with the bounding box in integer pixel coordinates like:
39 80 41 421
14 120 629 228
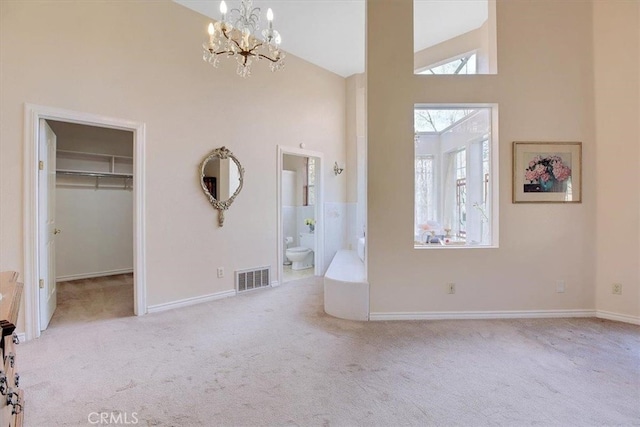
513 141 582 203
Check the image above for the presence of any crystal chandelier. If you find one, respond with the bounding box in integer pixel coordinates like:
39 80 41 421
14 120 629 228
202 0 285 78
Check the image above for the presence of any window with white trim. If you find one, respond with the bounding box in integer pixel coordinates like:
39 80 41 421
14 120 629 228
413 0 497 75
414 106 496 247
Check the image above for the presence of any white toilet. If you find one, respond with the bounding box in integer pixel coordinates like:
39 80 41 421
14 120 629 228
286 232 314 270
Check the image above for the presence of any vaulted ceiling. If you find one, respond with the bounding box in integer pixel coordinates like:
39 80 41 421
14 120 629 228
175 0 488 77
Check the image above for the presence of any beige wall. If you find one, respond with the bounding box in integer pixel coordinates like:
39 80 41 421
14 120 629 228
367 0 599 315
0 1 346 310
345 73 366 250
346 76 358 204
593 1 640 319
2 0 638 325
345 74 365 203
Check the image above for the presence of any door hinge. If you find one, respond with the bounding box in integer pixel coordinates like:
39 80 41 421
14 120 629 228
39 279 44 289
39 161 44 170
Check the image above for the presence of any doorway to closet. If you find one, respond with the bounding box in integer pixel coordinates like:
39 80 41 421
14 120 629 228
44 120 135 330
24 104 146 341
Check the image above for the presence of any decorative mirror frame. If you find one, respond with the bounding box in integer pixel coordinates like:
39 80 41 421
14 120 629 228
199 146 245 226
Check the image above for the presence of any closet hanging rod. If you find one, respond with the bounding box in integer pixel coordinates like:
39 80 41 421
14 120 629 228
56 170 133 179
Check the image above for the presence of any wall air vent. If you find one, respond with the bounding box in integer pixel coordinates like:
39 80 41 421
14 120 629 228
235 266 271 293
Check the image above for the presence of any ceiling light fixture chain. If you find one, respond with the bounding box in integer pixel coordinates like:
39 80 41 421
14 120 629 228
202 0 285 78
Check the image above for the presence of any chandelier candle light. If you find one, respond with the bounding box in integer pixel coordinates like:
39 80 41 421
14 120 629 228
203 0 285 77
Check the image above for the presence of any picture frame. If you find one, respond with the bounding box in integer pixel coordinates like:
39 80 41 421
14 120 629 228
512 141 582 203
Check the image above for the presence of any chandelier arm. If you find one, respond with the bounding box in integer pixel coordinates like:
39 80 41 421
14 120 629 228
256 53 280 63
245 42 263 55
247 42 282 63
221 28 245 52
208 47 235 57
229 38 244 53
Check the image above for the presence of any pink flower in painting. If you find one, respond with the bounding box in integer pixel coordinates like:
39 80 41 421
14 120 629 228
524 154 571 183
552 161 571 181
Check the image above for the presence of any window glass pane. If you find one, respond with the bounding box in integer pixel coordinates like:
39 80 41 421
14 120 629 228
417 54 477 75
308 158 316 186
414 0 497 75
455 150 467 237
415 156 435 228
306 157 316 206
415 109 477 133
482 138 490 204
414 106 495 247
308 185 316 206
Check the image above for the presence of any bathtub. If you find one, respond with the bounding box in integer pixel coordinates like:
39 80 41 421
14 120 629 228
324 248 369 321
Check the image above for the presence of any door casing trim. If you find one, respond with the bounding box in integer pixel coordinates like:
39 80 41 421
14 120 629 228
276 145 324 285
23 103 147 340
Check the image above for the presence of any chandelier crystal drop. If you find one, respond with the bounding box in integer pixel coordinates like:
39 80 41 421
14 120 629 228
202 0 285 78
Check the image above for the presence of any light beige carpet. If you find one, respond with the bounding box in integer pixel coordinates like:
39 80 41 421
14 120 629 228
49 274 134 328
20 276 640 426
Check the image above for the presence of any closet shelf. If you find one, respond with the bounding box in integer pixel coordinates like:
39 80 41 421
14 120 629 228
56 169 133 179
56 149 132 161
56 148 133 184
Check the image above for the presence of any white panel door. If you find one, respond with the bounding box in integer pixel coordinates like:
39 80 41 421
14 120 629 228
39 119 58 331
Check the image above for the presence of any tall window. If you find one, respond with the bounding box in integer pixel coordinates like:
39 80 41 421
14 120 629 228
414 106 496 247
482 137 490 205
454 150 466 237
415 155 435 227
305 157 316 206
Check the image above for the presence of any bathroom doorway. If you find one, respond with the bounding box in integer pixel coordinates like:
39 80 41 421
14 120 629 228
277 146 324 285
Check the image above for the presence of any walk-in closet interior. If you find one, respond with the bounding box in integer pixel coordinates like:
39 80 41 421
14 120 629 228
47 120 134 327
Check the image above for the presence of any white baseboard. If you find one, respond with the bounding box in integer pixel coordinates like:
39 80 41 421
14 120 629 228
369 309 597 321
56 268 133 282
596 310 640 325
271 280 280 287
147 289 236 314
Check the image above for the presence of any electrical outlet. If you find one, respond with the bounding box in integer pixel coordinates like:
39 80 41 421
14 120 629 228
556 280 565 293
447 283 456 294
217 267 224 279
612 283 622 295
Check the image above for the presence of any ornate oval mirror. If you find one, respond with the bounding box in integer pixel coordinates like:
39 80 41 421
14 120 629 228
200 146 244 226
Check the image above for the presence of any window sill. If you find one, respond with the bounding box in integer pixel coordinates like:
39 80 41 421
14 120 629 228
414 241 498 249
